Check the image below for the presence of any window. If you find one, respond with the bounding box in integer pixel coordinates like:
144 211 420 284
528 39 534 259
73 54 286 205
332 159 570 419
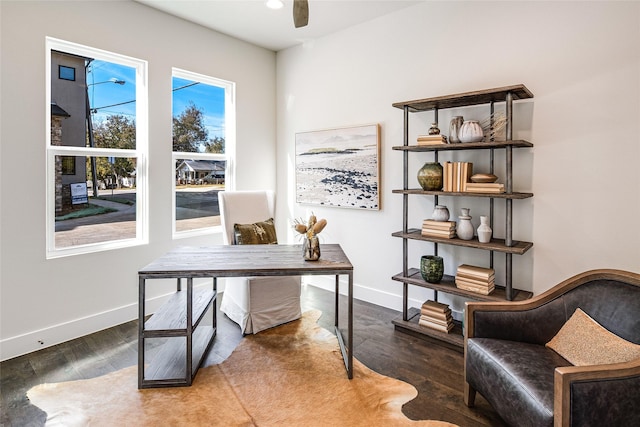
172 68 235 236
46 37 148 258
61 156 75 175
59 65 75 81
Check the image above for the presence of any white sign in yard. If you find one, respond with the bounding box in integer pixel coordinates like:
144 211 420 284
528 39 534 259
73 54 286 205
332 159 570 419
70 182 88 205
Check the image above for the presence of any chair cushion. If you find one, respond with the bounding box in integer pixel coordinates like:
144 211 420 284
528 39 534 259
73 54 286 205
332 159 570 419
466 338 572 427
546 308 640 366
233 218 278 245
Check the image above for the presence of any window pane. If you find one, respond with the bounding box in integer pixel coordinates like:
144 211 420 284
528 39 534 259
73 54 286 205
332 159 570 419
51 51 136 149
61 156 76 175
59 65 75 81
54 156 137 248
175 158 224 233
172 76 225 154
172 69 232 235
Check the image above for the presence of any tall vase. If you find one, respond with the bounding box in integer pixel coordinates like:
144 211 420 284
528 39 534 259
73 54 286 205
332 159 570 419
417 162 443 191
458 120 484 143
303 236 320 261
449 116 463 143
420 255 444 284
456 208 474 240
477 215 493 243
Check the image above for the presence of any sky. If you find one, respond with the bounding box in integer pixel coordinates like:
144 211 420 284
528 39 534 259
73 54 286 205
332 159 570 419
88 60 226 150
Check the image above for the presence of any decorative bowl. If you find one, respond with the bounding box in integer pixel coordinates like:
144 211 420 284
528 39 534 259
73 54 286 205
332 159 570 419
470 173 498 183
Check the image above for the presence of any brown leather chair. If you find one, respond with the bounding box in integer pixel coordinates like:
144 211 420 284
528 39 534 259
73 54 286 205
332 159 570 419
464 269 640 427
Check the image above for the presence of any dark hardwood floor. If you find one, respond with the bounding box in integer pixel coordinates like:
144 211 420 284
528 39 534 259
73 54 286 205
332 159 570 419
0 285 506 427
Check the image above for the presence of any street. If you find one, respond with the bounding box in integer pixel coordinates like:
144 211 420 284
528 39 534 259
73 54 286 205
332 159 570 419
55 187 222 248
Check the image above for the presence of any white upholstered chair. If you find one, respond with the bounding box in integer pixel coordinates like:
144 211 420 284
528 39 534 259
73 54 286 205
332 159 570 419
218 190 302 334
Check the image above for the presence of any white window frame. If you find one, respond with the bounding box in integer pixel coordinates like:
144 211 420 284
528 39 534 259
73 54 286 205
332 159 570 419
45 37 149 259
172 67 236 239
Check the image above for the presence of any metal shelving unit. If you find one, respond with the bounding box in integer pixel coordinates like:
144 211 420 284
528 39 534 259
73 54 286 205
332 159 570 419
391 85 534 348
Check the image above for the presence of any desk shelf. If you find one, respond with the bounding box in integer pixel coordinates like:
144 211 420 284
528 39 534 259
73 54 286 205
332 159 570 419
138 280 217 389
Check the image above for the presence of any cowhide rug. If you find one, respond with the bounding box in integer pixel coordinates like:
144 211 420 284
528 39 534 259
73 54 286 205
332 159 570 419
28 310 457 426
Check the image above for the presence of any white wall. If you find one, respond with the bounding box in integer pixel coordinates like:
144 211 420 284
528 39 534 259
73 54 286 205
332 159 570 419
0 1 277 360
2 0 639 361
276 1 640 315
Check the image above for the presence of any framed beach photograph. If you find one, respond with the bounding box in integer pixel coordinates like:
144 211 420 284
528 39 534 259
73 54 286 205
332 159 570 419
295 124 380 210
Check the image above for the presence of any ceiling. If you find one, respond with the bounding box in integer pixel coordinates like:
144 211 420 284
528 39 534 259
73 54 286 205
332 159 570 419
135 0 422 51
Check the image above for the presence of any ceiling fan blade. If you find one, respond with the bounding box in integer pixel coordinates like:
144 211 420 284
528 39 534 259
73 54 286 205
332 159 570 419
293 0 309 28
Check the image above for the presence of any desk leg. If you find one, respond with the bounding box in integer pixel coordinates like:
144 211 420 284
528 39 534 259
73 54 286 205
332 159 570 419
334 273 354 379
213 277 217 331
348 272 353 379
138 277 145 389
186 278 193 385
334 275 340 328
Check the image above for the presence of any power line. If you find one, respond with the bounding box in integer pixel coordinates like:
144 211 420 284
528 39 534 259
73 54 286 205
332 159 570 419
173 82 200 91
92 81 200 112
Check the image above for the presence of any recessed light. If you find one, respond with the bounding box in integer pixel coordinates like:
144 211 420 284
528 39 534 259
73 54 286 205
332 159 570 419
266 0 284 10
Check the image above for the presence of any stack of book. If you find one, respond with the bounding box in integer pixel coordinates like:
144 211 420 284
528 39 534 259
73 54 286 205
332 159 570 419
465 182 505 193
443 162 473 192
418 300 454 333
421 219 456 239
417 134 448 145
455 264 495 295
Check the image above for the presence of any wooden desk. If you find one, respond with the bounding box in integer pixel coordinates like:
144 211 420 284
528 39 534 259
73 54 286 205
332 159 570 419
138 244 354 388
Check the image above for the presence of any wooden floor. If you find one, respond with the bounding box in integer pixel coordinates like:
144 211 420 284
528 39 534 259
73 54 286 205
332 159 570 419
0 285 507 427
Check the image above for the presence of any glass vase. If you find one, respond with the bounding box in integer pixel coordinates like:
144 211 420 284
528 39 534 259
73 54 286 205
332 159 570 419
303 236 321 261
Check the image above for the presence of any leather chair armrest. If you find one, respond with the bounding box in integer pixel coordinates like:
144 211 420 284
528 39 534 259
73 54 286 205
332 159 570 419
465 299 565 344
554 359 640 427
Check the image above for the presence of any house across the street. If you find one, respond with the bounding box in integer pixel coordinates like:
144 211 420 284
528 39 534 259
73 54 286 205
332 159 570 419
176 159 225 184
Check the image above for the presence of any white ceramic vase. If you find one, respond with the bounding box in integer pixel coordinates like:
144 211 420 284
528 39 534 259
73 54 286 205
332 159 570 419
456 208 474 240
449 116 463 143
477 215 492 243
431 205 450 222
458 120 484 143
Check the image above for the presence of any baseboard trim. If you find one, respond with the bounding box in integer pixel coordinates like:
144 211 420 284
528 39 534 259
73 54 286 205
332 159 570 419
303 276 425 312
2 278 417 361
1 291 176 362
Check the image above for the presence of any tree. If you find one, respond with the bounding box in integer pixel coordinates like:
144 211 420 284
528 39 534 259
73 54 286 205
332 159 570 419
173 102 208 152
90 115 137 187
204 136 225 153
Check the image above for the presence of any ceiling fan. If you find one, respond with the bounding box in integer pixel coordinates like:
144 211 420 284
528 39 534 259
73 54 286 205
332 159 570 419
293 0 309 28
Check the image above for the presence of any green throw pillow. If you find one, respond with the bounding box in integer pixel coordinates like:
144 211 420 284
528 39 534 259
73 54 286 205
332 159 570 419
546 308 640 366
233 218 278 245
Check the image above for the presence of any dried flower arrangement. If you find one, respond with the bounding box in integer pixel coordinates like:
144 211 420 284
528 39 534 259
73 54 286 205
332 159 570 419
293 213 327 240
479 112 507 142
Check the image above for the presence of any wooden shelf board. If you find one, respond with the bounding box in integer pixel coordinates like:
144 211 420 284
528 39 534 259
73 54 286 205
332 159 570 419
392 269 533 302
142 325 216 386
392 307 464 349
144 288 216 335
392 229 533 255
392 84 533 112
392 140 533 152
392 188 533 199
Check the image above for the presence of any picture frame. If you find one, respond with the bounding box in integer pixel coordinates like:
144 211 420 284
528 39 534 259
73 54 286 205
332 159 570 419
295 123 380 210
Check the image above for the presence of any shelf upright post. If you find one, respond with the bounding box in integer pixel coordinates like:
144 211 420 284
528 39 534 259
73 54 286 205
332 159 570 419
505 92 514 300
402 105 410 320
489 102 495 270
433 107 439 260
432 107 439 301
